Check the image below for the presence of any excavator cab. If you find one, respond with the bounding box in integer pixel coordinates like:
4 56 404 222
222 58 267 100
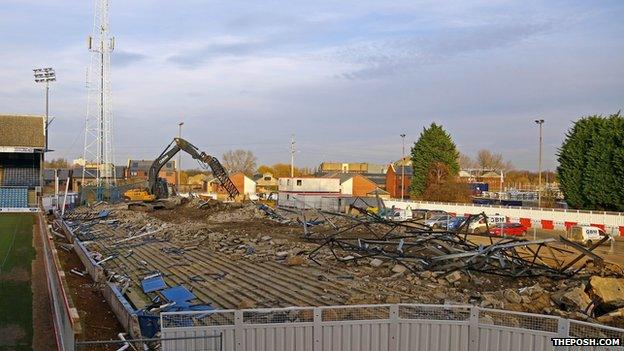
153 178 169 199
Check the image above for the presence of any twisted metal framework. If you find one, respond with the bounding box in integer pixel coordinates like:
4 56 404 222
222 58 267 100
83 0 115 188
300 205 610 278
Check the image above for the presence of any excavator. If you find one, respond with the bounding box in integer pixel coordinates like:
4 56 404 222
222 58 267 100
123 137 239 209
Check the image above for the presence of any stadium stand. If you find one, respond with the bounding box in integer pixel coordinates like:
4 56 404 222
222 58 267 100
2 168 41 187
0 114 45 209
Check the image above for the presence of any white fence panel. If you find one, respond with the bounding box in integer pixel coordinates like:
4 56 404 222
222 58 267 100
478 327 555 351
241 324 314 351
161 304 624 351
321 322 391 351
397 321 470 351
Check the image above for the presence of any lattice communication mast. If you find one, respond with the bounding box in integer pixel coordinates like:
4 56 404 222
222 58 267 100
83 0 115 187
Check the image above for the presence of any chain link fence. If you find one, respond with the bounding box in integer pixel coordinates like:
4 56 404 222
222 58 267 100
80 181 148 204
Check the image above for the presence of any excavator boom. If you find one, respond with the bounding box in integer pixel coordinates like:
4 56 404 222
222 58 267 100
148 138 240 199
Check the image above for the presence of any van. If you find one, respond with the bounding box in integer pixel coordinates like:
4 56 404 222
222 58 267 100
568 225 612 246
468 214 506 233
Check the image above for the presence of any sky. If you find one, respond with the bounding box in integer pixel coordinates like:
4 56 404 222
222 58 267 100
1 0 623 171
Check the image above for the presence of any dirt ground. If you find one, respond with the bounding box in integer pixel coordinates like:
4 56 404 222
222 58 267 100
55 241 123 343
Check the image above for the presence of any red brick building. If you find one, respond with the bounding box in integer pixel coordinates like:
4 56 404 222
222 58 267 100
126 159 177 185
386 164 412 199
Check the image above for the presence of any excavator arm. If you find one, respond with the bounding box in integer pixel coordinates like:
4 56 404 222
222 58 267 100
148 138 240 199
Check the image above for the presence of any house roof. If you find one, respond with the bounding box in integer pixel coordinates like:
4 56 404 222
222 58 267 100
252 172 275 182
319 172 387 187
0 115 45 148
388 164 413 175
361 173 386 186
459 170 472 178
317 172 353 183
128 159 175 172
367 188 390 196
481 171 502 178
393 156 412 167
229 172 255 182
43 169 72 181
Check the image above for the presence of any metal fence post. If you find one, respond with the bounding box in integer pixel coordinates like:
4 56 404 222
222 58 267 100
234 310 243 351
558 318 570 338
469 306 480 351
389 304 399 351
313 307 322 351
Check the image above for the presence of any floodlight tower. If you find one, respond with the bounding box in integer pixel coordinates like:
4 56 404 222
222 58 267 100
83 0 115 187
33 67 56 152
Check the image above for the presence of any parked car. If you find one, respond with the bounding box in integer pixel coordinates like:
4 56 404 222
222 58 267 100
468 214 506 233
425 210 448 219
424 214 454 229
568 225 612 246
411 208 429 220
380 208 412 221
488 222 527 237
442 216 468 231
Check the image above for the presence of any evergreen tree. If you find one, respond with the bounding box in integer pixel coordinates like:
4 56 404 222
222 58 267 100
410 123 460 198
557 113 624 211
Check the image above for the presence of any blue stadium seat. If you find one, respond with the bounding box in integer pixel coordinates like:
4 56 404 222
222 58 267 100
0 187 28 207
2 168 40 187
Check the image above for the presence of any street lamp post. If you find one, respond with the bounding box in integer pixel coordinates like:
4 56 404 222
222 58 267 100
34 67 56 151
534 119 545 207
178 122 184 192
400 134 406 200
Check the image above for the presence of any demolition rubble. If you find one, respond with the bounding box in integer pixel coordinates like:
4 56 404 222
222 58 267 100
54 197 624 328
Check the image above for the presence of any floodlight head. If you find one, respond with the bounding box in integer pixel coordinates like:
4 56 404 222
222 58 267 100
534 119 545 124
33 67 56 83
400 133 406 138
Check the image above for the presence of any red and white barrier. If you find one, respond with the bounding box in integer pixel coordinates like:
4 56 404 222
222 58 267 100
385 199 624 236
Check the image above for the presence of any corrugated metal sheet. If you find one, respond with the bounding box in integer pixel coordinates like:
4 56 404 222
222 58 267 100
478 327 554 351
397 322 469 351
322 323 390 351
241 325 314 351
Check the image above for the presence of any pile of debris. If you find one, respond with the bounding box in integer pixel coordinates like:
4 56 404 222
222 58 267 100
286 205 624 326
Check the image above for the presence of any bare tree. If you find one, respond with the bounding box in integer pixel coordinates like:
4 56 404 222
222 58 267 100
458 153 475 169
222 150 257 176
476 149 513 170
427 162 450 184
423 162 471 202
44 158 69 169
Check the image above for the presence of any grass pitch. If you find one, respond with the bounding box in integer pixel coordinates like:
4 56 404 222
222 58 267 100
0 214 35 351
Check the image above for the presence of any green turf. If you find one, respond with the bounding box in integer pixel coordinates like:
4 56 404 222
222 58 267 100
0 214 35 351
